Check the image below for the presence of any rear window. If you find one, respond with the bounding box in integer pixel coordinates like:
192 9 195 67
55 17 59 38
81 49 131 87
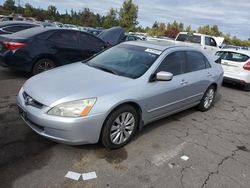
2 25 36 33
10 27 46 38
176 34 201 44
216 51 249 62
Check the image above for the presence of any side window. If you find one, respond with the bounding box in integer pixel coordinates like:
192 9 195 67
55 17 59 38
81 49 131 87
156 52 185 76
205 37 217 47
224 52 249 62
49 30 78 46
205 37 210 46
210 38 217 47
2 25 36 33
79 32 105 51
203 55 211 68
185 51 206 72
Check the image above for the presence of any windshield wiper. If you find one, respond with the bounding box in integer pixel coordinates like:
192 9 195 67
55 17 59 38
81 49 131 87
90 64 119 75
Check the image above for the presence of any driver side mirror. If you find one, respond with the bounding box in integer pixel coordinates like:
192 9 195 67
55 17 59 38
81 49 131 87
150 71 173 82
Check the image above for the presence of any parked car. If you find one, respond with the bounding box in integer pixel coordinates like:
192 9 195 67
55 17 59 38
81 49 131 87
17 41 223 149
215 49 250 91
0 27 124 74
0 21 40 35
123 34 142 41
175 32 224 53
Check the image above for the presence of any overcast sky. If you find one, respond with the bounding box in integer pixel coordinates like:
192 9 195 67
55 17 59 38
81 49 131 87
1 0 249 39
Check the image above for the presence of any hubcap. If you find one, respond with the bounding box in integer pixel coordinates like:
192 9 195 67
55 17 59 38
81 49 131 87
37 61 54 73
110 112 135 145
204 89 214 109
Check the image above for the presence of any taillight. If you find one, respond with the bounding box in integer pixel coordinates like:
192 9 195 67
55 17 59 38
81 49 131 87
243 61 250 71
3 41 26 50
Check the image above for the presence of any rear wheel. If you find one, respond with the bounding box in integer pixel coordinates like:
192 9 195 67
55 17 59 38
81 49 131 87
197 86 216 111
101 105 138 149
243 83 250 91
32 58 55 75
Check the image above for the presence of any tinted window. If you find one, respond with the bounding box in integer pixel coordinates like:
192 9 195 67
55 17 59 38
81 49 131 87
11 27 48 38
157 52 185 76
49 30 78 45
220 52 249 62
2 25 36 33
87 44 159 79
79 32 105 50
205 37 217 47
176 34 188 42
186 51 206 72
176 34 201 44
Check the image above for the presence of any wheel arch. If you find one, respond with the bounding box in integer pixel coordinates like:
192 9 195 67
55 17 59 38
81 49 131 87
98 101 143 142
31 54 59 68
210 83 217 91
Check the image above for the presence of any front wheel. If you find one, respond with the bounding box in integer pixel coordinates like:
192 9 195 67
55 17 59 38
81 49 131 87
197 86 216 112
32 58 55 75
101 105 139 149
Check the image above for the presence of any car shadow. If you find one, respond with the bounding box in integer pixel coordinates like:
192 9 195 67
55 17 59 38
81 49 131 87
222 82 246 92
0 67 31 80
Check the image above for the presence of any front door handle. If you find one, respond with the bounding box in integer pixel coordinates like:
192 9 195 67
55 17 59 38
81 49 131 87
180 79 189 85
207 72 213 77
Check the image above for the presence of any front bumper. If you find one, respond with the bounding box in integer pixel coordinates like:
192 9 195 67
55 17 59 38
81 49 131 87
17 90 106 145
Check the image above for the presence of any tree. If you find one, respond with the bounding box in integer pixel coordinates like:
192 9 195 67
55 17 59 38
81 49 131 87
47 5 57 20
24 3 34 17
3 0 15 12
185 25 192 32
103 8 119 28
119 0 138 31
152 21 159 29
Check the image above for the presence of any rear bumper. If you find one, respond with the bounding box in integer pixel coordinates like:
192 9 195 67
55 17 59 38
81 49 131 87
223 71 250 84
223 76 249 86
0 52 32 72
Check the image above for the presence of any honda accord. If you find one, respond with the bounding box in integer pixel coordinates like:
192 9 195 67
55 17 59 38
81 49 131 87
17 41 223 149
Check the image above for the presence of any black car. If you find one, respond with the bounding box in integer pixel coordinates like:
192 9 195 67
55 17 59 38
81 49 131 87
0 27 124 74
0 21 40 35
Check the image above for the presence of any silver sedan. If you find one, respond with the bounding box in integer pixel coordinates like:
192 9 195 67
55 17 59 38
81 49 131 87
17 41 223 149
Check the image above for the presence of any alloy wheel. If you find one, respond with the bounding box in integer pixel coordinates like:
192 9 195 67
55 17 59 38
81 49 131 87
110 112 135 145
204 88 215 109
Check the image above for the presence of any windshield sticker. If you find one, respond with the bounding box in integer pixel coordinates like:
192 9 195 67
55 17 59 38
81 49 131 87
145 48 162 55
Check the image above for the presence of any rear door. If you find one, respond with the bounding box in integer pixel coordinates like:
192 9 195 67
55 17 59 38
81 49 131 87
48 30 82 64
180 51 213 104
78 32 106 60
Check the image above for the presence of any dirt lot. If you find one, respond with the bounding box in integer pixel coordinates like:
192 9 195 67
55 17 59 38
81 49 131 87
0 66 250 188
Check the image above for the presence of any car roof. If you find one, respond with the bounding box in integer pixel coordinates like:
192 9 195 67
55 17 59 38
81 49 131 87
0 21 40 27
125 40 199 51
217 48 250 56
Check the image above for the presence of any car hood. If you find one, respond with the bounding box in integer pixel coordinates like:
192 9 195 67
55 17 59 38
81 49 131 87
23 62 131 106
98 26 125 46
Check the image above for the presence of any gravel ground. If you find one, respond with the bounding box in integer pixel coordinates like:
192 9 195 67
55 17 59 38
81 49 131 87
0 66 250 188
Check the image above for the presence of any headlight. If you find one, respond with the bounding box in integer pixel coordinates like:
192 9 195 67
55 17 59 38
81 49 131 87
47 98 96 117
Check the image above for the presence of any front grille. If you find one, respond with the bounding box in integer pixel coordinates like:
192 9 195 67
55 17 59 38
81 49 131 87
23 91 44 109
27 118 45 132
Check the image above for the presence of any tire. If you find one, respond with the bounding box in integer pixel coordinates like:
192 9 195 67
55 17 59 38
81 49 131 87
197 85 216 112
32 58 55 75
243 84 250 92
101 105 139 149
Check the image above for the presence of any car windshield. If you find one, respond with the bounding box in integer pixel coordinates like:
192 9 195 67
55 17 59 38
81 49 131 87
86 44 160 79
176 34 201 44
